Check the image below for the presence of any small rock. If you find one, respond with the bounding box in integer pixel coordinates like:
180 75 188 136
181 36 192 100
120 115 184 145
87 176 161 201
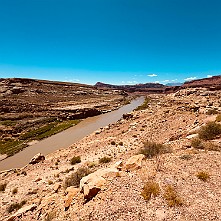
53 183 61 193
124 154 145 171
64 187 79 209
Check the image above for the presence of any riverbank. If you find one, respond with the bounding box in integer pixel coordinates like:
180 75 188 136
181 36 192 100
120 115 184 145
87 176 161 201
0 97 144 171
0 78 130 159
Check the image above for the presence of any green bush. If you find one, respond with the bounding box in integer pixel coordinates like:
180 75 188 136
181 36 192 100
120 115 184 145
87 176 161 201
70 156 81 165
198 122 221 140
140 141 171 158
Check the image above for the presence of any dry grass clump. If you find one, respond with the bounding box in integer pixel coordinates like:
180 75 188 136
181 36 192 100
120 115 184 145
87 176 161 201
196 171 210 181
141 181 160 201
191 138 204 149
0 183 7 192
64 166 91 188
140 141 171 158
179 154 192 160
99 156 112 164
207 109 218 115
216 114 221 122
198 121 221 140
70 156 81 165
163 185 183 207
7 200 26 213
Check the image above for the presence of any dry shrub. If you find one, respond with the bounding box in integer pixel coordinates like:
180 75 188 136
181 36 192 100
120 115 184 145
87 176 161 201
198 122 221 140
207 109 218 115
141 181 160 201
70 156 81 165
12 187 18 194
0 183 7 192
163 185 183 207
196 171 210 182
99 156 112 164
216 114 221 122
64 166 90 188
140 141 171 158
191 138 204 149
7 200 26 213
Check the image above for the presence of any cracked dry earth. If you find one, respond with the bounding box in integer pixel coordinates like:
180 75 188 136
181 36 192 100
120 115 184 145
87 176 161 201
1 88 221 221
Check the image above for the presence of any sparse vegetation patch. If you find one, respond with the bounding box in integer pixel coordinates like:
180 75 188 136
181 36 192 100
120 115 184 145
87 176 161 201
0 183 7 192
163 185 183 207
141 181 160 201
64 166 91 188
140 141 171 158
70 156 81 165
99 156 112 164
198 121 221 140
197 171 210 181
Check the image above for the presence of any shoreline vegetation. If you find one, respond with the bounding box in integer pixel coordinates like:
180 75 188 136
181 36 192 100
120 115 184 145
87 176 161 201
0 119 80 158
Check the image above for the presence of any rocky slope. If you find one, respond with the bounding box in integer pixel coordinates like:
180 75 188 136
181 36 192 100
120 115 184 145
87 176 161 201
1 87 221 220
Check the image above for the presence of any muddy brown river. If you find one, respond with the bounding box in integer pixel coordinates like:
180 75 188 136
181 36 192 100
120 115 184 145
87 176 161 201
0 97 144 171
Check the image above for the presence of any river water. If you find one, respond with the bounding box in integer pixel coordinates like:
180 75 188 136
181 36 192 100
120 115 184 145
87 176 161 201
0 97 144 171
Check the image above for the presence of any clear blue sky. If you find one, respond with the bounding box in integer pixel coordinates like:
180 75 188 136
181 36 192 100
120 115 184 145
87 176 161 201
0 0 221 85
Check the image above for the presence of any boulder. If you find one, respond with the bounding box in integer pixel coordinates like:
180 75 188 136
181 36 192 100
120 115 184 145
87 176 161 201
29 153 45 164
124 154 145 171
80 167 119 200
123 113 133 120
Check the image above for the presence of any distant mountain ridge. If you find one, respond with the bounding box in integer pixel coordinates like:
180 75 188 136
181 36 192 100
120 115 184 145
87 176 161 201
95 82 166 93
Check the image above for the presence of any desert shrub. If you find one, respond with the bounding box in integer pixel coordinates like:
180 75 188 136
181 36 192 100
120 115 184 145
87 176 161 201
45 211 56 221
111 141 116 145
216 114 221 122
7 200 26 213
141 181 160 201
140 141 171 158
179 154 192 160
196 171 210 181
163 185 183 207
70 156 81 165
191 138 204 149
21 171 27 176
207 109 218 115
205 142 220 151
64 166 90 188
12 188 18 194
119 141 123 146
0 183 7 192
198 122 221 140
99 156 112 164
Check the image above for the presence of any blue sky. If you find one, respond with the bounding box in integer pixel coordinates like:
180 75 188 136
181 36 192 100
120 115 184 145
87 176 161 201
0 0 221 85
